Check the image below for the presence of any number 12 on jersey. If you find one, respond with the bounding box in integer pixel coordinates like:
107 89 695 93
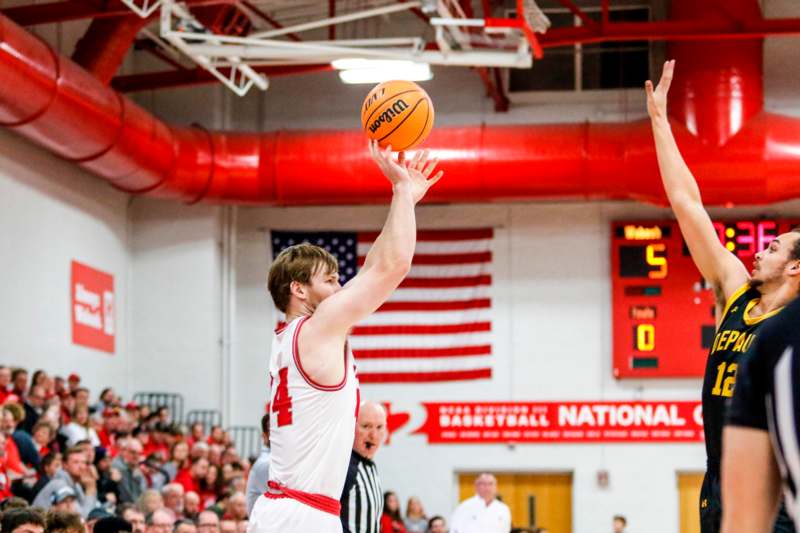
711 361 738 397
272 367 293 426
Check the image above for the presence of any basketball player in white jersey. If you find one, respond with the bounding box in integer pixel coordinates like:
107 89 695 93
248 140 443 533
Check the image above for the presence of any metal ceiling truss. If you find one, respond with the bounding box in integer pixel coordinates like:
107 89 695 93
146 0 542 96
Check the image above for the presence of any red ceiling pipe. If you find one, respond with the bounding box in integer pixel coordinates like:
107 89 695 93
667 1 763 146
72 15 152 84
1 0 800 206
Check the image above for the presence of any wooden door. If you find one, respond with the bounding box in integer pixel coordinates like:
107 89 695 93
677 472 704 533
458 472 572 533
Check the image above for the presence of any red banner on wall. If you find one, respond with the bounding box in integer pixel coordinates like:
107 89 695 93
71 260 115 354
413 401 704 443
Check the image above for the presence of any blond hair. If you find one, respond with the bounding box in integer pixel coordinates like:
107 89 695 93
267 243 339 312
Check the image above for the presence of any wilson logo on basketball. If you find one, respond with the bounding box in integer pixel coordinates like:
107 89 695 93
368 99 409 134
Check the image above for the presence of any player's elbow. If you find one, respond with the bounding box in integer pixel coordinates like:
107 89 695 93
375 254 412 280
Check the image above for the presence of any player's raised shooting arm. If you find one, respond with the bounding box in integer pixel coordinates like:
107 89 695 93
310 141 443 336
721 426 781 533
646 60 748 298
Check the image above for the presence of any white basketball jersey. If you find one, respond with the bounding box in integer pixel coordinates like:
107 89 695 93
267 315 359 499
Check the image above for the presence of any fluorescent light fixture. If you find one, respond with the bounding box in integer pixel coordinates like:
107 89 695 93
332 58 432 84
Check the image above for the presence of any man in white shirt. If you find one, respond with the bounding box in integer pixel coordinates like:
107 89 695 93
245 414 270 516
450 473 511 533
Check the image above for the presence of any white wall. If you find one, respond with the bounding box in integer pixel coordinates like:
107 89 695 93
0 128 131 396
127 197 224 417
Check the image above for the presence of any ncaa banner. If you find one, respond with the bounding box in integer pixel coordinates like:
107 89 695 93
71 260 115 354
413 401 704 444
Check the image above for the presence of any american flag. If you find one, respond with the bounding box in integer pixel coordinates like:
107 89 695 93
270 229 494 383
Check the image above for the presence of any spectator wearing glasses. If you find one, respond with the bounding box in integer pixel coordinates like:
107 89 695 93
112 439 146 505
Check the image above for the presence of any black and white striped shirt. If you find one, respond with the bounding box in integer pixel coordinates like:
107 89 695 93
728 296 800 526
340 450 383 533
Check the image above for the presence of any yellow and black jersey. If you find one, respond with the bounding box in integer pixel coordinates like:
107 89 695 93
702 283 785 470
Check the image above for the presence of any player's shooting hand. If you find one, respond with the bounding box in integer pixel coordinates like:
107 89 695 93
645 59 675 122
369 140 443 204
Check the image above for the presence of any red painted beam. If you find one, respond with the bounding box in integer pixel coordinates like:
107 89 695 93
539 18 800 48
0 0 232 25
111 63 332 92
554 0 597 28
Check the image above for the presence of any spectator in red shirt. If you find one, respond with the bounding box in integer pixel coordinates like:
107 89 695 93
53 376 67 399
207 427 225 446
175 457 208 494
31 421 54 457
380 491 408 533
164 441 190 482
0 432 11 499
0 366 11 404
187 424 204 448
67 374 81 395
124 403 140 426
10 369 28 402
198 463 219 510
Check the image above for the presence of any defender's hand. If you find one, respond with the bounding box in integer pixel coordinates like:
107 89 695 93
645 59 675 122
369 140 444 204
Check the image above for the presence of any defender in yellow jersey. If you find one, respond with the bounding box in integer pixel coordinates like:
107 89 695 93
646 60 800 533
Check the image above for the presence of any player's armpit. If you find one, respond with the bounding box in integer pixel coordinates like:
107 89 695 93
721 426 781 533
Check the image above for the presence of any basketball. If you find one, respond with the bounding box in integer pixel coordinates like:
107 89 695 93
361 80 434 151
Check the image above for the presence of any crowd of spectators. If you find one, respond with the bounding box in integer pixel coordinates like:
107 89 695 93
0 365 255 533
0 365 571 533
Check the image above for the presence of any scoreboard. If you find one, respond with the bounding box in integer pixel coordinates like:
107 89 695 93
611 219 799 379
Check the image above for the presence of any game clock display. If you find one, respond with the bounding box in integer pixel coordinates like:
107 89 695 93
611 219 799 378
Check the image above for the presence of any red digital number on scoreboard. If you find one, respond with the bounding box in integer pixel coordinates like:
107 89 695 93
611 219 797 379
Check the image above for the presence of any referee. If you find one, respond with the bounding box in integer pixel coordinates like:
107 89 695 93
723 290 800 533
340 401 387 533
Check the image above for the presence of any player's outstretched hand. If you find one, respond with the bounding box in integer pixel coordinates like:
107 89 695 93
369 140 444 204
645 59 675 122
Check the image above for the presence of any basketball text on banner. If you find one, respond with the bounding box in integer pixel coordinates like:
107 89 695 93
71 260 115 354
269 229 494 384
413 401 705 443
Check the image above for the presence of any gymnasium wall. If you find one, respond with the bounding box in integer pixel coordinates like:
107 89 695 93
127 198 225 417
0 128 131 395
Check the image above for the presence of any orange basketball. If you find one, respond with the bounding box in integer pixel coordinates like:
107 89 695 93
360 80 434 151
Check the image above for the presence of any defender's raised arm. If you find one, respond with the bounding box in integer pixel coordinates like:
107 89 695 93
646 60 748 303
